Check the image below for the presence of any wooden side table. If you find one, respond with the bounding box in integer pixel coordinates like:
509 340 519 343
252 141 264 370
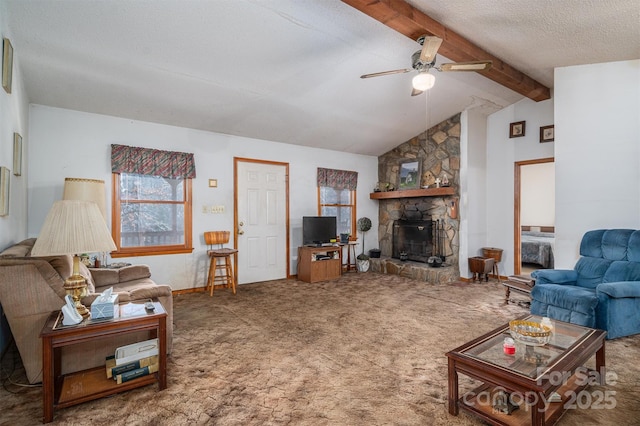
503 274 535 304
39 299 167 423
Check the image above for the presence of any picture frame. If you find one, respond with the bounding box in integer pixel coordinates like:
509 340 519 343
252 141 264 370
540 125 554 143
13 132 22 176
398 160 421 190
0 166 9 216
509 121 526 138
2 38 13 94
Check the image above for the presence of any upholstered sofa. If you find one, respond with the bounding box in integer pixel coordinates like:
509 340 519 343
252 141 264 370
0 238 173 384
531 229 640 339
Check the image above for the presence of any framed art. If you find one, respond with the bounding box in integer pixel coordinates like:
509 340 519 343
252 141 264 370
540 125 554 143
13 132 22 176
509 121 526 138
398 160 421 190
0 166 9 216
2 38 13 94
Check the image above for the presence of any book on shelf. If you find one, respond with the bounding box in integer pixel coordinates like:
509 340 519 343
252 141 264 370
105 354 159 379
115 362 159 384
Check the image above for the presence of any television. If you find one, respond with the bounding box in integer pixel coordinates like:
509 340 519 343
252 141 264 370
302 216 337 246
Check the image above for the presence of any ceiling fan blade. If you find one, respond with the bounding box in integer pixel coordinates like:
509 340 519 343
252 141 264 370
439 61 492 72
419 36 442 63
360 69 412 79
411 88 424 97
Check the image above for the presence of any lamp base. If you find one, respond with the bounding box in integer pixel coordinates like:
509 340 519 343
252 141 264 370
65 270 90 319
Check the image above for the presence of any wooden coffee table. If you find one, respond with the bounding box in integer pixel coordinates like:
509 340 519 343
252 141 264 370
446 314 606 426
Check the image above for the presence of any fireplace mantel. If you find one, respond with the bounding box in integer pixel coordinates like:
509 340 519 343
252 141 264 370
369 187 455 200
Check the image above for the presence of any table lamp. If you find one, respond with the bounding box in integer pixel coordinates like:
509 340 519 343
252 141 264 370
31 200 117 318
63 177 108 266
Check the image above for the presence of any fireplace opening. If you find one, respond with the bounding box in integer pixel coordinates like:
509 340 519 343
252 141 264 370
392 219 433 263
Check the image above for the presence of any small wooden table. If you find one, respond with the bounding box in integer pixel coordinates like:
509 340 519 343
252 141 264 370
504 275 535 304
40 299 167 423
446 314 606 426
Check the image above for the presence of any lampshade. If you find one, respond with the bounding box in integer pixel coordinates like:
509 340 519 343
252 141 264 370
412 72 436 91
31 200 117 257
63 177 107 220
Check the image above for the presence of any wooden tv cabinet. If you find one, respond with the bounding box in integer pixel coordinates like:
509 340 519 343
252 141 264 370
298 246 342 283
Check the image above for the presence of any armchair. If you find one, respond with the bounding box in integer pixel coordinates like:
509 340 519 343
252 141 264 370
531 229 640 339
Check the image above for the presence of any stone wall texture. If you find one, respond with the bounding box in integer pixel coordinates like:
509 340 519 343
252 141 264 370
375 113 461 282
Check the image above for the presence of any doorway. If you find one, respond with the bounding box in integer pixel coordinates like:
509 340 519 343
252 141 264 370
514 158 555 276
234 158 289 284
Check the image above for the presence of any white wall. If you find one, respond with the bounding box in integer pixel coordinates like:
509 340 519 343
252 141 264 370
28 105 379 291
486 98 554 276
553 60 640 267
0 4 29 250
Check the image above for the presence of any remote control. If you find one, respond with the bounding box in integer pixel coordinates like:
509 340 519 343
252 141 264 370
144 301 155 311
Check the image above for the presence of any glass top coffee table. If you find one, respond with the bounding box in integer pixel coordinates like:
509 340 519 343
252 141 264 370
446 314 606 426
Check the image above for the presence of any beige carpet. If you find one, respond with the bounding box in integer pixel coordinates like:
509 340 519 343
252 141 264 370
1 273 639 425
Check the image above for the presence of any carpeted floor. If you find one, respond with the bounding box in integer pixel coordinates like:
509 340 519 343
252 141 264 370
1 273 639 425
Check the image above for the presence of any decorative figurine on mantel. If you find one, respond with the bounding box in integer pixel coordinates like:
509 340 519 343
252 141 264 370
441 174 450 187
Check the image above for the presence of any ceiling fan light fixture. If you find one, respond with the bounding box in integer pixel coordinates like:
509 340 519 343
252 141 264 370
412 72 435 91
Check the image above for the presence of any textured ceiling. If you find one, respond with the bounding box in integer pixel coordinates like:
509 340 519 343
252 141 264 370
3 0 639 156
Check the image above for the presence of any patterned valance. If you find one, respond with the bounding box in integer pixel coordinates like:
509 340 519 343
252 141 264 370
317 168 358 191
111 144 196 178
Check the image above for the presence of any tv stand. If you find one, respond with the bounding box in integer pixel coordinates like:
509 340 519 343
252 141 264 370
298 246 342 283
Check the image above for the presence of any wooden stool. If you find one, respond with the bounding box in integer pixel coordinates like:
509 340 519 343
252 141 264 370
342 241 358 272
205 231 238 296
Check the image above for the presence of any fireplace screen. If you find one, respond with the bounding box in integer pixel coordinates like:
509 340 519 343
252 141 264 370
392 219 433 263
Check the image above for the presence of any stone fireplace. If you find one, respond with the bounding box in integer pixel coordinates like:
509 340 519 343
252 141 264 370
371 113 461 283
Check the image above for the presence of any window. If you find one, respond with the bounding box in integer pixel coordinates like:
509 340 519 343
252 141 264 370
110 144 195 257
316 168 358 236
318 187 356 236
112 173 192 256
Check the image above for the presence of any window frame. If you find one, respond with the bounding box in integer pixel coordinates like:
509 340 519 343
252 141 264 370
111 173 193 257
317 186 357 237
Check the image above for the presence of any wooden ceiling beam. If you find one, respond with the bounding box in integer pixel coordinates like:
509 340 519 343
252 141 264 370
342 0 551 101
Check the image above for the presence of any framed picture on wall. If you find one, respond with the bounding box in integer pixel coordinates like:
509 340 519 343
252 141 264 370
13 133 22 176
0 166 9 216
540 125 554 143
2 38 13 94
509 121 526 138
398 160 421 190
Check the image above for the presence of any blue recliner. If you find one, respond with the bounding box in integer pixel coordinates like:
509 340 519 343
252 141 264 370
531 229 640 339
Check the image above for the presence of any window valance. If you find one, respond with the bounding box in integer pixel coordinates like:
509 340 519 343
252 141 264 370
111 144 196 178
317 168 358 191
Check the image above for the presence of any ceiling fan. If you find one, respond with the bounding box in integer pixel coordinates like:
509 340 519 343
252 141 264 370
360 35 492 96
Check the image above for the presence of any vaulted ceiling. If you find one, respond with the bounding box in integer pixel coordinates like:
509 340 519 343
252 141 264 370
3 0 638 156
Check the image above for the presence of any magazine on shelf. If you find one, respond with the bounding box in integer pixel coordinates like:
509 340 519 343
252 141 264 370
114 338 159 366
